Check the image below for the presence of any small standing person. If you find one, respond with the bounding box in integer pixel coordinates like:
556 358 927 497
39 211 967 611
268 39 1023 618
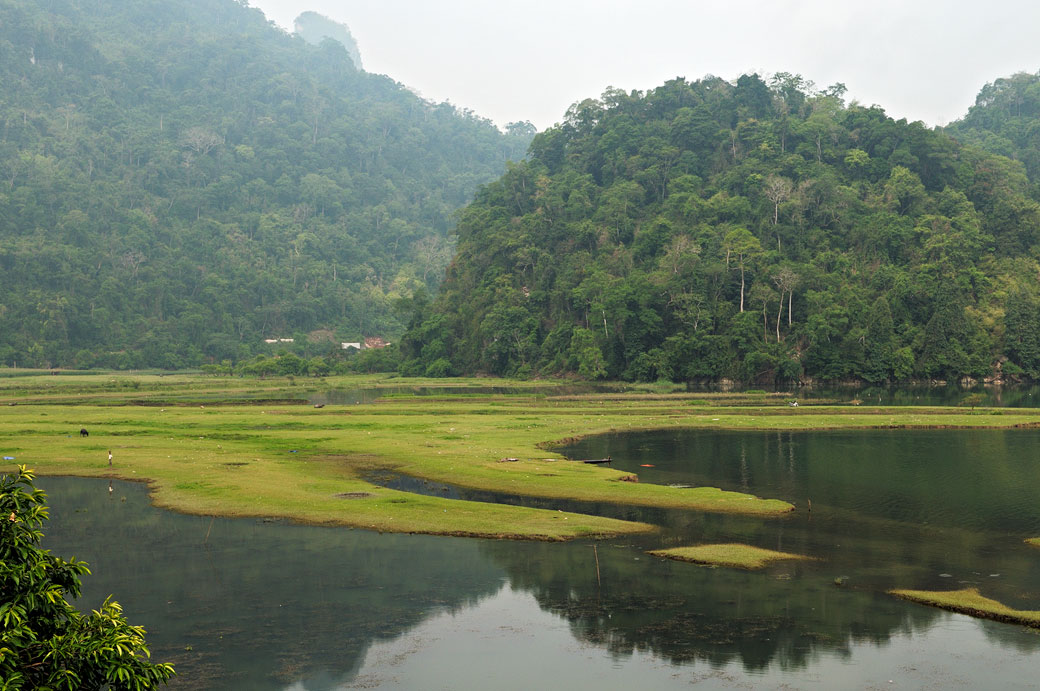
108 449 112 467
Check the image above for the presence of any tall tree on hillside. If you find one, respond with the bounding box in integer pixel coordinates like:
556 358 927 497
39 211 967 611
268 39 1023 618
763 174 792 253
771 266 798 341
723 227 764 313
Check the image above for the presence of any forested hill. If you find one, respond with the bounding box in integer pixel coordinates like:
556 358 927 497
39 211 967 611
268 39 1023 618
400 74 1040 384
0 0 532 369
948 71 1040 184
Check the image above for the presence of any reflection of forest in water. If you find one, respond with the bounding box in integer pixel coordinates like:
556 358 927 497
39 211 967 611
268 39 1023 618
808 383 1040 407
481 539 937 672
548 428 1040 668
40 425 1040 691
42 478 507 689
561 429 1040 606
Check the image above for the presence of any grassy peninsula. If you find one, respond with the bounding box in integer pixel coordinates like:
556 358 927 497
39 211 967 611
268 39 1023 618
3 373 1040 540
889 588 1040 628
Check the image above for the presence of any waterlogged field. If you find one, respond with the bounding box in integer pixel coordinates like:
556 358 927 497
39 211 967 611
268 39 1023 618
8 373 1040 687
2 373 1040 542
3 379 1040 576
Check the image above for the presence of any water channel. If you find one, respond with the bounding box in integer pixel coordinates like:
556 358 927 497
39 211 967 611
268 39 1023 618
40 427 1040 689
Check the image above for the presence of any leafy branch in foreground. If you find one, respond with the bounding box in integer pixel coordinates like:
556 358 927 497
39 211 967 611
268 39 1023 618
0 466 174 690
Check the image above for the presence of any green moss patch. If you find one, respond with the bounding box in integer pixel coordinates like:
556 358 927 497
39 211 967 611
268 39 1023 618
889 587 1040 628
648 543 815 570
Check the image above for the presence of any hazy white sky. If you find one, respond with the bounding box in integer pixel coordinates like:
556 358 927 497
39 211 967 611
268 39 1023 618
248 0 1040 131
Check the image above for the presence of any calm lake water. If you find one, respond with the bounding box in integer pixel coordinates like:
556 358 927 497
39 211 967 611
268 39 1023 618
41 428 1040 689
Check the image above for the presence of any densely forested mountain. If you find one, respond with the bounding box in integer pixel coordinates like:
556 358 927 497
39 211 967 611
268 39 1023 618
294 11 362 70
0 0 532 369
400 74 1040 384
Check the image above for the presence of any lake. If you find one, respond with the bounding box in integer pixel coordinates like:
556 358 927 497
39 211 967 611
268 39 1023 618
40 428 1040 689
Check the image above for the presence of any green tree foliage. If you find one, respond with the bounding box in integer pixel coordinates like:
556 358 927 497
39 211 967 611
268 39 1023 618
949 71 1040 181
958 392 986 410
862 297 896 383
404 74 1040 384
569 328 607 379
1000 287 1040 378
0 0 533 370
0 466 175 689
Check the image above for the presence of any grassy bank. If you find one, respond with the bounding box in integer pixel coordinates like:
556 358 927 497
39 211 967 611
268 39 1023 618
889 588 1040 628
2 373 1040 540
649 544 816 570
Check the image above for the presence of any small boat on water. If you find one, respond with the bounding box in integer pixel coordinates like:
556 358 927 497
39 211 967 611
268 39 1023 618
581 456 612 464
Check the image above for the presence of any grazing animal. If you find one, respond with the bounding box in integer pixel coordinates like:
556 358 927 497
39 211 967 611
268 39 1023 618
79 428 88 437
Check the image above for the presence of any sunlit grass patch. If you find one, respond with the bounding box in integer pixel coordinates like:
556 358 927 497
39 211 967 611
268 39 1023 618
889 587 1040 627
648 543 816 570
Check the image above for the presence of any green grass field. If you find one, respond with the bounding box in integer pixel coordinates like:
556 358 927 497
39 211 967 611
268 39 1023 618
3 372 1040 541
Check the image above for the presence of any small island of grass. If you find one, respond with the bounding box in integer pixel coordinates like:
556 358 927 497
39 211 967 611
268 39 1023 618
889 588 1040 628
648 543 816 570
1026 537 1040 547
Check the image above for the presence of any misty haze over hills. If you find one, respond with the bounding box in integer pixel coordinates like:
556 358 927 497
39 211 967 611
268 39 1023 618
3 0 1040 385
0 0 530 370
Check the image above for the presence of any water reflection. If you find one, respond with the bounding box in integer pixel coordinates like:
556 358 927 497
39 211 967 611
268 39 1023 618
560 429 1040 613
481 539 930 670
811 383 1040 407
42 478 506 689
38 425 1040 689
